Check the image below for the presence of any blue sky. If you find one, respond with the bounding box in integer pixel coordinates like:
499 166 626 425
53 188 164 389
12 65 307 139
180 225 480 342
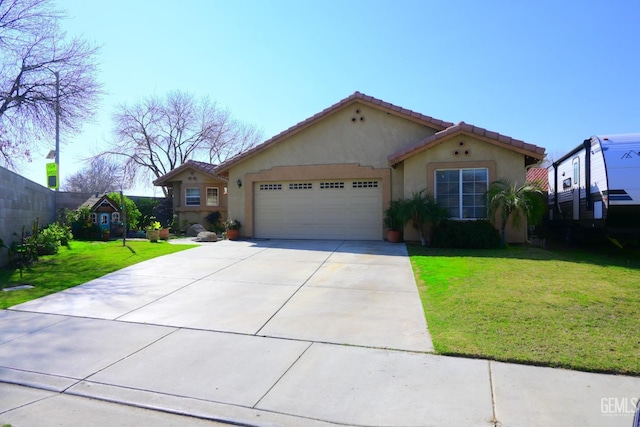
20 0 640 195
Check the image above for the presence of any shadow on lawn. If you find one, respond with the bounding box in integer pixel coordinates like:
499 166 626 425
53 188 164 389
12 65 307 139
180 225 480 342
407 242 640 270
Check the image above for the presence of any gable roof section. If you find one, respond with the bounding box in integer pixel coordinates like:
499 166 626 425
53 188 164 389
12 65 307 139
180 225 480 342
79 194 120 211
387 121 545 166
215 91 454 174
153 160 228 186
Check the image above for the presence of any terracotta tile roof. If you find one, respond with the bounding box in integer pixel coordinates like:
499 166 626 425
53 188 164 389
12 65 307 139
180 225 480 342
153 159 228 186
215 91 454 174
388 121 546 166
526 167 549 191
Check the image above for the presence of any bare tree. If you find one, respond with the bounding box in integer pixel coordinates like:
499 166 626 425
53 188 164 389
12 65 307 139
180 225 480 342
62 157 127 194
100 90 262 196
0 0 101 167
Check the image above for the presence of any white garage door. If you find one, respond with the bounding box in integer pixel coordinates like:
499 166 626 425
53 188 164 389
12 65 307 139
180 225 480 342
254 179 382 240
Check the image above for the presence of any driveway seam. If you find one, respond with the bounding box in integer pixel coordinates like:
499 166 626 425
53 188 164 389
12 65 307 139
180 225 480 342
251 341 314 409
72 327 180 392
253 241 346 336
112 257 250 321
488 360 500 427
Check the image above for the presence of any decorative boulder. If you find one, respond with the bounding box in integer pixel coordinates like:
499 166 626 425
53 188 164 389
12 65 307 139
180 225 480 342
186 223 206 237
196 231 218 242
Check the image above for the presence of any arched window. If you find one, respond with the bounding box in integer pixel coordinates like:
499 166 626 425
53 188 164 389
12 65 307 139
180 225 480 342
112 212 120 223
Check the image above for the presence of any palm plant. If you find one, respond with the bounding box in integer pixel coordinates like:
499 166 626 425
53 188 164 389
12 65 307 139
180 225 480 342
403 190 449 246
486 178 546 247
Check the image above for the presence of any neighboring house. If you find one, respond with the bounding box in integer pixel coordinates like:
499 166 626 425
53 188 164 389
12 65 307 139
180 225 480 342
153 160 229 230
213 92 545 243
79 194 122 236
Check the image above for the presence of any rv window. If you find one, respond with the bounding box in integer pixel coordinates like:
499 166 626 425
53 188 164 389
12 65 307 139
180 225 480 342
562 178 572 189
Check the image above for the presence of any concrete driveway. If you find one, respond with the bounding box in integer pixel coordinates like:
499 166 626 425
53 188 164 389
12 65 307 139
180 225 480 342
1 240 639 427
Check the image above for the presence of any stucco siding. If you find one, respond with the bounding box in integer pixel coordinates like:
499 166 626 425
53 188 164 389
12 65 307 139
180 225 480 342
403 135 528 243
166 169 228 230
228 103 439 234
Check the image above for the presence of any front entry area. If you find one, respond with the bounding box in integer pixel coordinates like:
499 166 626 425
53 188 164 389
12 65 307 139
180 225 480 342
254 179 383 240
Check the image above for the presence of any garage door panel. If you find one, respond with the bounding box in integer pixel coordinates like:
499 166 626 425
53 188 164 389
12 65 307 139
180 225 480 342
255 180 382 240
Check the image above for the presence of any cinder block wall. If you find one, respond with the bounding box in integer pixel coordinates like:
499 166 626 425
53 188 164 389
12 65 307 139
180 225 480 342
0 166 55 267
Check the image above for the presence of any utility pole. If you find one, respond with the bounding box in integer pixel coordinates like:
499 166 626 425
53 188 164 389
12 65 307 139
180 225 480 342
54 70 60 191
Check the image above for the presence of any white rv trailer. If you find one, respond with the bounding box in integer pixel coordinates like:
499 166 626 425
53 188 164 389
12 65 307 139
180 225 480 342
548 133 640 240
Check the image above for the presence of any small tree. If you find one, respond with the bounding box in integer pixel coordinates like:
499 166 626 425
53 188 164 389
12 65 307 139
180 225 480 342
0 0 101 167
403 190 449 246
107 192 141 229
486 179 546 247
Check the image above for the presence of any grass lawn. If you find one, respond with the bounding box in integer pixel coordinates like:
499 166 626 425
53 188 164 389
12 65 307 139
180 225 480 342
0 240 198 309
409 244 640 376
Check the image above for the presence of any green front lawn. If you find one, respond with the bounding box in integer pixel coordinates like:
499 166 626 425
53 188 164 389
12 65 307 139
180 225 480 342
409 245 640 375
0 240 198 309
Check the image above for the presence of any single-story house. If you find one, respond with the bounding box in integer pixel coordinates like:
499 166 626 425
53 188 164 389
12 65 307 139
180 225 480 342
79 194 122 236
153 160 229 230
214 92 545 243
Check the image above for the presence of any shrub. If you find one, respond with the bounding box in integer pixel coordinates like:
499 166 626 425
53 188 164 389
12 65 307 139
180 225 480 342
34 223 73 255
432 220 500 249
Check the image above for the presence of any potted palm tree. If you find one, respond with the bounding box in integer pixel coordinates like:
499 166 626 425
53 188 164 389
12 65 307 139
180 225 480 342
384 199 406 243
486 178 545 247
224 219 241 241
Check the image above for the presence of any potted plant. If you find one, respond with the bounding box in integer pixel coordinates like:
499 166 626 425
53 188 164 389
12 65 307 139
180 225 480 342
224 219 241 241
146 220 162 242
102 228 111 241
158 223 170 240
384 199 406 243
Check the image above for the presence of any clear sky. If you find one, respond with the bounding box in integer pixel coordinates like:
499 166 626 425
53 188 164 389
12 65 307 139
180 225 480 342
18 0 640 196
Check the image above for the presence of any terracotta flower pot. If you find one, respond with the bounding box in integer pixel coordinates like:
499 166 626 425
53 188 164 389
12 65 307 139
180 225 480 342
386 230 402 243
159 228 170 240
226 229 239 240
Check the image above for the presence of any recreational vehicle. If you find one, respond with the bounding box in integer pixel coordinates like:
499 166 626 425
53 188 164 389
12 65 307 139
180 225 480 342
548 133 640 244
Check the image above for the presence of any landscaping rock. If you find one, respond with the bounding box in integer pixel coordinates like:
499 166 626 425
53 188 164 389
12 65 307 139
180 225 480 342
186 224 205 237
196 231 218 242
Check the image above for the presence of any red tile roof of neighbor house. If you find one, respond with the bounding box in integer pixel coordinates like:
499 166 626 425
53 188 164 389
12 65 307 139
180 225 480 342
526 167 549 191
387 121 546 166
153 159 228 186
214 91 456 174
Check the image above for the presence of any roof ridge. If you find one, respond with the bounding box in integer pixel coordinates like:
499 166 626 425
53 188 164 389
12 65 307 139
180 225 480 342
215 92 454 173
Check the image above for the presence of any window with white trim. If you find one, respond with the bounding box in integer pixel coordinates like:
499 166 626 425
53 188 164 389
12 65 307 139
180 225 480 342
435 168 488 219
206 187 219 206
91 213 97 224
185 188 200 206
112 212 120 223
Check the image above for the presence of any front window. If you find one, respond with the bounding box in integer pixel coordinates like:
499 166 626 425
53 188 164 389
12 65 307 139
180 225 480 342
112 212 120 223
206 187 219 206
185 188 200 206
435 168 488 219
90 213 97 224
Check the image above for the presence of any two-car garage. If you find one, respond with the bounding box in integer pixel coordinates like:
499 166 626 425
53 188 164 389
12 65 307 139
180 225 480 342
253 179 383 240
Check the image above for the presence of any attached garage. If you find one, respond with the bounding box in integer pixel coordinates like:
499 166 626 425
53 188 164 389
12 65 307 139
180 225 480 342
254 179 382 240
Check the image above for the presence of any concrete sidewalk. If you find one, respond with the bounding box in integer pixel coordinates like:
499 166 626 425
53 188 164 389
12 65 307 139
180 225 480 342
1 240 638 426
